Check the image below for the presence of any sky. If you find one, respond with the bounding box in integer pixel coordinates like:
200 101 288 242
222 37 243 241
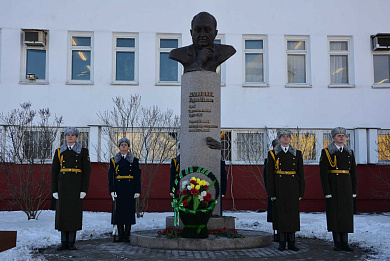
0 210 389 260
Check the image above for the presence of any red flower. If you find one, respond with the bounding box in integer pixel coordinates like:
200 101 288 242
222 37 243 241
204 185 209 190
190 188 199 195
182 190 187 195
190 179 197 185
184 195 189 199
183 200 189 206
176 190 180 195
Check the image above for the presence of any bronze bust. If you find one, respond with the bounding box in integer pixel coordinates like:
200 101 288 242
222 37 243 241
169 12 236 73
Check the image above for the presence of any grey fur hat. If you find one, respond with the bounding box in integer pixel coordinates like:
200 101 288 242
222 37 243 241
118 137 130 147
331 127 346 137
277 129 292 139
272 139 280 148
64 126 79 137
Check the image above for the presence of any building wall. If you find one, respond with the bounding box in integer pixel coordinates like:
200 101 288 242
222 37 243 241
1 163 389 213
0 0 389 129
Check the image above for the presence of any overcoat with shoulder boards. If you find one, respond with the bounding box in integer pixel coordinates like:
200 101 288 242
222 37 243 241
51 143 91 231
169 155 180 196
266 144 305 232
108 152 141 225
319 142 358 233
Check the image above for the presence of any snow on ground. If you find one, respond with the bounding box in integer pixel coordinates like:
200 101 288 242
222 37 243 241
0 210 389 260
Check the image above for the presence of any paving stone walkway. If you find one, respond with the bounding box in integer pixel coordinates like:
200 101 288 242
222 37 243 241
34 236 373 260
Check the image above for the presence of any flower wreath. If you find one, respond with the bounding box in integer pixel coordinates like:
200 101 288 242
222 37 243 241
171 166 220 226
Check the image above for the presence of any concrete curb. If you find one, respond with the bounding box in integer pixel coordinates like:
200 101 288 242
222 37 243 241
130 229 272 251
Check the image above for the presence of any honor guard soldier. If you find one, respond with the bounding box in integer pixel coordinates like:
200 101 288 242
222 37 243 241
320 127 358 251
51 127 91 251
169 142 181 198
266 129 305 251
108 137 141 242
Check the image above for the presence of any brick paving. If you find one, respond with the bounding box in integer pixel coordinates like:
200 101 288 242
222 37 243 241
34 236 373 260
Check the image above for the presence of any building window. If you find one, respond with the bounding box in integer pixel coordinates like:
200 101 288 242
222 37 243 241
23 130 54 160
157 34 180 84
113 129 178 161
373 54 390 88
236 132 265 162
243 36 267 86
112 33 138 84
328 37 353 87
221 130 231 161
214 36 226 86
21 30 48 84
67 32 93 84
286 36 310 87
291 131 317 162
378 130 390 163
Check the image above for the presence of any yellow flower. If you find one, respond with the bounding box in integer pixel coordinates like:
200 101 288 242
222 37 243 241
191 177 196 180
196 178 200 184
199 180 207 186
195 185 200 190
191 183 195 188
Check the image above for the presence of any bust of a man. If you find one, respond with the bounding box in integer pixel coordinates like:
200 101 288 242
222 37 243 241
169 12 236 73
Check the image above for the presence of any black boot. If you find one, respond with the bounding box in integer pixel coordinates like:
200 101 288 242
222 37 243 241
124 225 131 242
56 231 69 251
68 231 77 250
117 225 124 242
287 233 299 251
274 230 279 242
341 233 354 251
278 232 286 251
332 232 341 251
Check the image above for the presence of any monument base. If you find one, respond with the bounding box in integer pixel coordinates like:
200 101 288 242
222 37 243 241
166 216 235 230
131 229 272 250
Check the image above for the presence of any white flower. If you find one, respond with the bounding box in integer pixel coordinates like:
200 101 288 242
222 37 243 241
187 185 192 190
201 191 207 197
198 195 204 201
182 180 189 189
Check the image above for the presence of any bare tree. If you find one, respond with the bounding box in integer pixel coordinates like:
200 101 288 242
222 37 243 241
97 94 180 217
0 102 63 219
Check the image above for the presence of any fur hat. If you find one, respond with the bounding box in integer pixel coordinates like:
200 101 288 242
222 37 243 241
277 129 291 139
118 137 130 147
331 127 346 137
64 126 79 137
272 139 280 148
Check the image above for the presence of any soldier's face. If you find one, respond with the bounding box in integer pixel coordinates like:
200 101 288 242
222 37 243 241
333 133 345 146
279 135 291 146
65 133 78 145
191 16 217 48
119 142 129 154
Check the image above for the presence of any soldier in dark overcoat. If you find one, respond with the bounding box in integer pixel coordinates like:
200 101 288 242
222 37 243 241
266 129 305 251
319 127 358 251
108 137 141 242
51 127 91 251
264 139 280 241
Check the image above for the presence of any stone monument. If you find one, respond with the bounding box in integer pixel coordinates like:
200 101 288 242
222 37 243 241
169 12 236 215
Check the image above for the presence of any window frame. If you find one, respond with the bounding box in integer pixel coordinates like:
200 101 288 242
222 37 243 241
67 31 94 85
328 36 354 88
242 35 268 87
285 35 311 88
378 129 390 163
214 34 226 86
20 30 49 85
111 32 139 85
155 34 181 86
372 52 390 88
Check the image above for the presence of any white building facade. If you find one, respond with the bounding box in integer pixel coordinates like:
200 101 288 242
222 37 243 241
0 0 389 165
